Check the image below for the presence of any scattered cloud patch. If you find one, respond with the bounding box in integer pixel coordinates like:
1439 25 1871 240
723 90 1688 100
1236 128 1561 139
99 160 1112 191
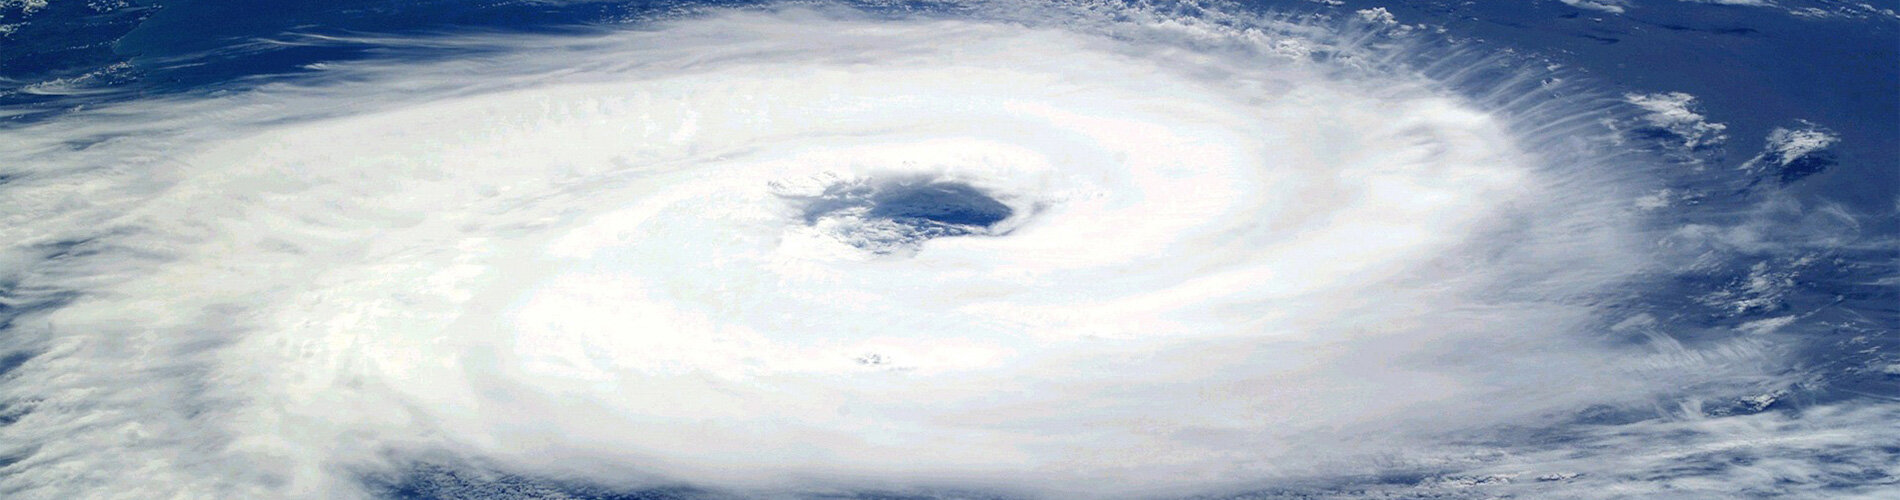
1757 123 1838 167
1738 315 1797 335
1562 0 1632 14
1698 261 1796 315
1743 121 1839 183
0 0 47 15
1624 91 1729 165
1356 7 1398 26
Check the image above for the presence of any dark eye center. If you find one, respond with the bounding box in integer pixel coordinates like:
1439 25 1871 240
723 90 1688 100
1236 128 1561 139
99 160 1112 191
790 177 1015 254
866 183 1013 228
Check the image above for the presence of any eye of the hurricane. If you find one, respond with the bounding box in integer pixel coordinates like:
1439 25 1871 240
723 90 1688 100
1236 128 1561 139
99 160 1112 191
788 177 1017 255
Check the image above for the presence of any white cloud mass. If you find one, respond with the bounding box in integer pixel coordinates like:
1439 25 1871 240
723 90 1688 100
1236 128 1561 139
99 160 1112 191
0 1 1882 499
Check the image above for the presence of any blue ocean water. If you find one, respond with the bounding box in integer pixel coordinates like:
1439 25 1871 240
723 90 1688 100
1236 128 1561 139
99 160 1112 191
2 0 1895 498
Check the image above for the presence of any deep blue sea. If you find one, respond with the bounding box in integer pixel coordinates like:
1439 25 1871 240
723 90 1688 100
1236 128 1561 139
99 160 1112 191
2 0 1896 498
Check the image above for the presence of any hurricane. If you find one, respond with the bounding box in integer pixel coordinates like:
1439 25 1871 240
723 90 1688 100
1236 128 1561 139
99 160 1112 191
1 1 1895 499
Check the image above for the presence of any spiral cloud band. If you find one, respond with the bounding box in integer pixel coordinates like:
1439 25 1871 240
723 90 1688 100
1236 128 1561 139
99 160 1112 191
0 2 1833 499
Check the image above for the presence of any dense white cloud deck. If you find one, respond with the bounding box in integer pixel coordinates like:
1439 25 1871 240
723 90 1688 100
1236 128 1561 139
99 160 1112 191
0 2 1855 499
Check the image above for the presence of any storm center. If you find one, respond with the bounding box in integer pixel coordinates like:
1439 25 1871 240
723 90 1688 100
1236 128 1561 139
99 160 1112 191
786 176 1016 254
